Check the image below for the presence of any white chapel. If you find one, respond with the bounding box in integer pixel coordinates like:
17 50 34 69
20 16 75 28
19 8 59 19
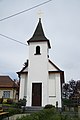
17 18 64 108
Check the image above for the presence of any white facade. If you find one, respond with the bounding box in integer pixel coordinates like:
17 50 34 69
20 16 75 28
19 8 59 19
27 42 49 106
18 19 64 108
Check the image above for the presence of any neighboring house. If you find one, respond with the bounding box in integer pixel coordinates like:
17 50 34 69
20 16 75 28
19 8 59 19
0 76 19 102
17 18 64 107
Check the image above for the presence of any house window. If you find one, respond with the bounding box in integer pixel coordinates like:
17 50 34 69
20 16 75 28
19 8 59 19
3 91 10 98
35 46 41 55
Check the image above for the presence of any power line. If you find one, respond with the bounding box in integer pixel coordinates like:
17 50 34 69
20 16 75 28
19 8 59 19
0 0 52 22
0 33 27 46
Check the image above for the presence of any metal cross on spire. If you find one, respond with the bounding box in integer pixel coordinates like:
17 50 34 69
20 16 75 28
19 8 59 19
37 10 43 19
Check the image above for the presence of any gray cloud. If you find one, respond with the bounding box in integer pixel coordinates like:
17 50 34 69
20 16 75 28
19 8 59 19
0 0 80 82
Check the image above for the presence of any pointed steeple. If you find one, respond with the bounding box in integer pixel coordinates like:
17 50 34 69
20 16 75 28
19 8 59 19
27 18 51 48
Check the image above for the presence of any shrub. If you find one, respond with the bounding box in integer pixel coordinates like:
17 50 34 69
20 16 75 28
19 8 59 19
16 108 59 120
16 108 79 120
33 109 56 120
44 104 55 109
16 115 33 120
7 108 22 116
7 98 13 104
16 98 26 108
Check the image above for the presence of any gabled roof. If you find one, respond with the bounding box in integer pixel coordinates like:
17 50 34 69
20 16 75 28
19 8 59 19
17 58 64 84
48 59 64 83
27 18 51 48
48 59 62 71
17 59 62 74
0 76 18 88
17 60 28 75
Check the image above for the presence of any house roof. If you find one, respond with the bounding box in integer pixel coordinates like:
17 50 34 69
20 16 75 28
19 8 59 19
27 18 51 48
0 76 18 88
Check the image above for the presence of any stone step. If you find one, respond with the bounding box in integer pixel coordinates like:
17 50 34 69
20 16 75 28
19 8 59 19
25 106 43 113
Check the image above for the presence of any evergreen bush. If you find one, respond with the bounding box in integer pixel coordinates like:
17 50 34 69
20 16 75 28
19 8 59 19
44 104 55 109
17 98 26 108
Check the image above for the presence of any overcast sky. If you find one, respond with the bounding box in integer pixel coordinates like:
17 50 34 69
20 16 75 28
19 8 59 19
0 0 80 82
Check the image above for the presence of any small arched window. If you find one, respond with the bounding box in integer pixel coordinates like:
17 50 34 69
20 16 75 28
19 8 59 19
35 46 41 55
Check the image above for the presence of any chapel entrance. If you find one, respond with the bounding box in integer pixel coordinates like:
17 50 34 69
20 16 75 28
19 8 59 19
32 83 42 106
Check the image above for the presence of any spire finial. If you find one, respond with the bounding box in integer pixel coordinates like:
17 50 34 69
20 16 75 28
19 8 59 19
39 18 41 21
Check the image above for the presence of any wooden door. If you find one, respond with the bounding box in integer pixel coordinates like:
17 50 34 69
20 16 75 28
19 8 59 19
32 83 42 106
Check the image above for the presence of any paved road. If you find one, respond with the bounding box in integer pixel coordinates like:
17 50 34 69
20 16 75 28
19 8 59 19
3 114 28 120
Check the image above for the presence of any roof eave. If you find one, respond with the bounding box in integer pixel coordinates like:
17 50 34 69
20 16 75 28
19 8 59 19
27 39 51 48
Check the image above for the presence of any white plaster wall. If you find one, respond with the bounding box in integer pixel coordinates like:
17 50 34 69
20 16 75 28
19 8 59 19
55 73 62 107
27 42 49 106
10 90 13 99
19 74 28 100
49 97 56 106
19 41 62 107
49 73 56 97
48 61 58 71
48 73 62 107
0 90 3 97
24 74 28 100
13 90 16 99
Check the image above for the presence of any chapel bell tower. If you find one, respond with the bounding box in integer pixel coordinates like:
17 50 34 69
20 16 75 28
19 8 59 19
27 18 51 106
